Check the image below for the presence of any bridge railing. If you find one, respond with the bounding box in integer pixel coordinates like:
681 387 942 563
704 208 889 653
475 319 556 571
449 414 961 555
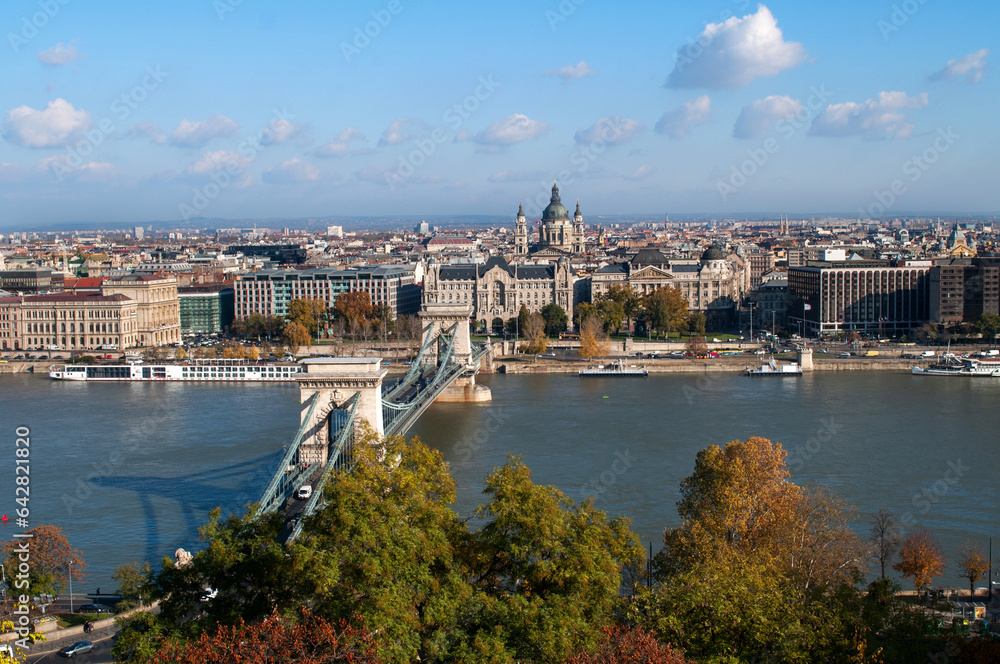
381 324 435 401
259 392 319 514
287 393 360 542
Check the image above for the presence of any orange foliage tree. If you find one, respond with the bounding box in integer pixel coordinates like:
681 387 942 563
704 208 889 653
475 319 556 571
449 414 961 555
893 528 946 595
149 610 379 664
565 626 694 664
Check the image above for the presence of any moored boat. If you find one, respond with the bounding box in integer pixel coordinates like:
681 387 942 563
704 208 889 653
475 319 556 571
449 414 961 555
579 359 648 377
746 356 802 376
48 358 303 382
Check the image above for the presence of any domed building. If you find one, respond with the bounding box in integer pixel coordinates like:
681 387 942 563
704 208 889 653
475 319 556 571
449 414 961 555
515 182 585 257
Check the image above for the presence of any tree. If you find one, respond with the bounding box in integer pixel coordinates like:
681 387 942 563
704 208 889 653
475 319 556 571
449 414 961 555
174 347 187 361
975 312 1000 344
2 525 86 597
294 426 468 664
540 303 569 336
522 312 548 355
687 311 706 336
245 312 267 339
596 298 626 334
893 529 945 595
333 291 374 334
870 507 900 579
645 286 688 339
573 302 599 329
517 303 530 338
113 561 152 609
148 610 378 664
565 626 695 664
282 321 311 354
286 298 327 337
684 335 708 356
578 314 609 359
956 540 989 598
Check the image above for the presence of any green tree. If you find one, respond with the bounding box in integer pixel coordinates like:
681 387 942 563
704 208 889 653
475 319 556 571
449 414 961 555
245 312 267 339
686 311 706 335
540 303 569 336
603 284 643 334
112 561 152 610
975 312 1000 344
517 303 530 338
573 302 598 329
644 286 688 339
294 425 469 664
596 298 625 334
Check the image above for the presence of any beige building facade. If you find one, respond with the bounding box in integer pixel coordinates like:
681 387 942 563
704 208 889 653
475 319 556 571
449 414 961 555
0 293 140 351
102 274 181 346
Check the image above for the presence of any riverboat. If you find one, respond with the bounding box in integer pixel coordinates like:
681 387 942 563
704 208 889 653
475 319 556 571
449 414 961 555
579 359 648 377
911 356 1000 377
746 356 802 376
48 358 303 382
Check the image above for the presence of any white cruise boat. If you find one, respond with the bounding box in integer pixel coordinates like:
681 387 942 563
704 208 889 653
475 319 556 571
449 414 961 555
911 357 1000 377
49 358 303 382
746 356 802 376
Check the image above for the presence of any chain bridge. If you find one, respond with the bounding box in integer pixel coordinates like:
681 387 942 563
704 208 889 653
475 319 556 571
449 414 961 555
255 304 491 541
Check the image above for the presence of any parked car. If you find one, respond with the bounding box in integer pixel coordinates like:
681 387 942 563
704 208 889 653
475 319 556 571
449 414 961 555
76 603 108 613
839 352 851 358
58 640 95 657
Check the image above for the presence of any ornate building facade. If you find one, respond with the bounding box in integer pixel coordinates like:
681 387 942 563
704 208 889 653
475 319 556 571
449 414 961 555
515 182 585 257
423 256 574 332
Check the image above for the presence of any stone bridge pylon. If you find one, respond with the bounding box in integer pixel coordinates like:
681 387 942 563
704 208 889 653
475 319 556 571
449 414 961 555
419 303 491 402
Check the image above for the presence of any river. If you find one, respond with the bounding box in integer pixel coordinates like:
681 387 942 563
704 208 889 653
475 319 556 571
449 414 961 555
1 371 997 590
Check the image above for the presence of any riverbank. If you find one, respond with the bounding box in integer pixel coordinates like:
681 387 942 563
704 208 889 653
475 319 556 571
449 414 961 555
497 355 932 374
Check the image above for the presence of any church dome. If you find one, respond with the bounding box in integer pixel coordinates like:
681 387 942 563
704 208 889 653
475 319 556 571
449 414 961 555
541 182 569 222
700 246 725 261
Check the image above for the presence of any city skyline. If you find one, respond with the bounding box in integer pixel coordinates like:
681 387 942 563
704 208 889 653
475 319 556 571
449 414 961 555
0 0 997 228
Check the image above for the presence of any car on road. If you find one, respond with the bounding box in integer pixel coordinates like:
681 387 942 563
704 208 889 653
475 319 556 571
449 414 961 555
59 640 95 657
839 352 851 358
76 603 108 613
296 485 313 500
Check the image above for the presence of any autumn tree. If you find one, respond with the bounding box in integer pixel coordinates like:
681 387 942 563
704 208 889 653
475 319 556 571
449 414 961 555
645 286 688 339
282 321 311 354
1 524 86 597
333 291 374 334
174 347 187 361
148 610 378 664
578 314 609 359
870 507 900 579
956 540 990 598
565 626 694 664
286 298 327 337
522 312 548 355
893 528 946 596
684 335 708 356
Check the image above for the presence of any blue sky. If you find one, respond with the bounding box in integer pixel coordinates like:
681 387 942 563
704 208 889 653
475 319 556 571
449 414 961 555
0 0 997 227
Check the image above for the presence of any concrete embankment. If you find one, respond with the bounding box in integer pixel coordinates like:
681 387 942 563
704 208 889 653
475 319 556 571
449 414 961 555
497 357 929 375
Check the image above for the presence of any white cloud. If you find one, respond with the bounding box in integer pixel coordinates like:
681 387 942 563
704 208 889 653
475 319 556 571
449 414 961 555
1 98 92 148
315 127 367 157
169 114 239 148
262 158 324 184
355 166 444 186
810 91 928 139
261 118 305 145
666 5 806 89
0 162 31 182
574 116 644 145
126 122 166 144
37 42 84 66
543 61 595 82
655 95 712 139
474 114 548 146
928 48 990 84
186 150 252 176
626 164 656 181
37 155 117 182
487 169 548 183
733 95 804 139
378 118 422 147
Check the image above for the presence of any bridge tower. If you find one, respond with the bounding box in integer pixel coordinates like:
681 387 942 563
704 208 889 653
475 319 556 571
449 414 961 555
419 303 491 402
296 358 387 464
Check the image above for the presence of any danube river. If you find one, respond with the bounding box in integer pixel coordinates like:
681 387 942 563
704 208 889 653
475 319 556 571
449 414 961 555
1 371 997 589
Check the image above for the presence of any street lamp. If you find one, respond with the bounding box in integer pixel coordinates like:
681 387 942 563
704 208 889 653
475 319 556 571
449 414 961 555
67 559 75 613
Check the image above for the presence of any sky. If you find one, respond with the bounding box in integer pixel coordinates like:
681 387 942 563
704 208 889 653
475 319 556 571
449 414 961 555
0 0 997 228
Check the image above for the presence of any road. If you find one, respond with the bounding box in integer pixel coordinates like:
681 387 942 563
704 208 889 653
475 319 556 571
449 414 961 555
26 632 116 664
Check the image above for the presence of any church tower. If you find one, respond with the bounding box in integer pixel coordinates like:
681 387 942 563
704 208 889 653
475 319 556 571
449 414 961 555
573 200 584 254
514 202 528 256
